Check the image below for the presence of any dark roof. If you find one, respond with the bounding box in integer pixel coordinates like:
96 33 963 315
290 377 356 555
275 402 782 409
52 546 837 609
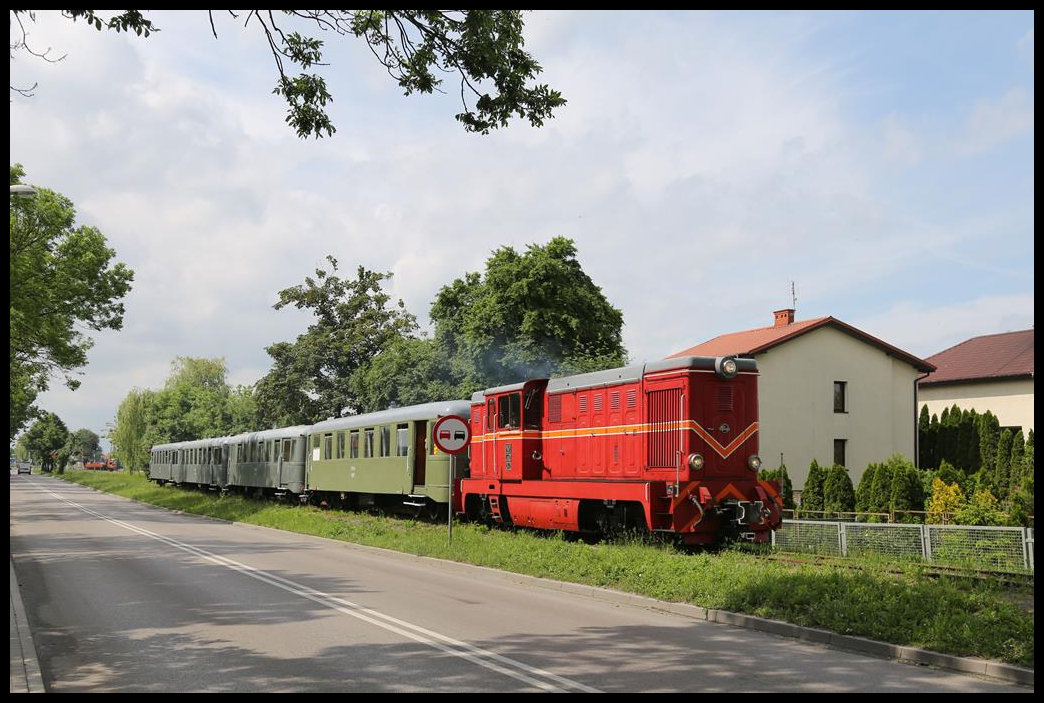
668 316 935 373
918 329 1034 386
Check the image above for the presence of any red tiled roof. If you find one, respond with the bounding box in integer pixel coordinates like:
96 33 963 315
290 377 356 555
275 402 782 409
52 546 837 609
668 315 935 373
918 329 1034 386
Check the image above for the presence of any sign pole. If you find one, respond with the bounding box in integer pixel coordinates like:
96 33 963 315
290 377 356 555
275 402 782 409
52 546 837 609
431 415 471 545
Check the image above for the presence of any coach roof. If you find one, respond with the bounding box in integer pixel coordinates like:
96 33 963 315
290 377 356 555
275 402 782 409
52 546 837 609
309 400 472 433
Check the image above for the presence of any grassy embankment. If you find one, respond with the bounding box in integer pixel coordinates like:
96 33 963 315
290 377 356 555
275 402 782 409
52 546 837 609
56 470 1033 668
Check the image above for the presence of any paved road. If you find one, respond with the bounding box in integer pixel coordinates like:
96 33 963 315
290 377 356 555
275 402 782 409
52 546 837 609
10 475 1033 692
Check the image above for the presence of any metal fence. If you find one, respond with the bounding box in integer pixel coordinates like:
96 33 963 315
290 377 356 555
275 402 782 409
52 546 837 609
773 519 1035 573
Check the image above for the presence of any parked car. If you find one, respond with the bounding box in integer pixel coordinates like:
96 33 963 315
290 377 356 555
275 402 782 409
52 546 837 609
15 461 31 475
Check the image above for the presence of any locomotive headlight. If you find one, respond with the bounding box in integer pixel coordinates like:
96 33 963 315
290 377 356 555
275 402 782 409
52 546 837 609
688 453 704 471
747 454 762 471
715 356 738 379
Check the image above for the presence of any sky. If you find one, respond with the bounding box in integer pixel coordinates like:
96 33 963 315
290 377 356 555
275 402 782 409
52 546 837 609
9 10 1034 449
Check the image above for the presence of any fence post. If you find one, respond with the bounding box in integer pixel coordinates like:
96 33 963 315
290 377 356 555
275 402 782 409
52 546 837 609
921 523 932 562
1023 528 1031 572
838 521 847 557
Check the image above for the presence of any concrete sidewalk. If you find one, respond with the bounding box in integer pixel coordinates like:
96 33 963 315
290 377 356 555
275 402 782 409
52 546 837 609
10 558 44 693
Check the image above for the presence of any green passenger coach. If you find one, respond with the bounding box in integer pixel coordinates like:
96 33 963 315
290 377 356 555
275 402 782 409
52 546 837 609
226 425 310 497
305 400 471 515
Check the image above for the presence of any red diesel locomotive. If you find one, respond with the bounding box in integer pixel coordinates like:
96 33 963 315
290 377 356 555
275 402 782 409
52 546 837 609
459 355 783 545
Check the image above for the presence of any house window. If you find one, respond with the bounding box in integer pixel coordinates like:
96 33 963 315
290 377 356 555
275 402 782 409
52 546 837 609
834 381 847 413
834 439 847 467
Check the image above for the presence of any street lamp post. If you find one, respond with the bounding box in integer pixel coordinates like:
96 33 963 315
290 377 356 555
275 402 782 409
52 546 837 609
10 184 37 197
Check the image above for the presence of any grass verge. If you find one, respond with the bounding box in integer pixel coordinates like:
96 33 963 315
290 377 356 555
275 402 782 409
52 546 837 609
55 470 1033 668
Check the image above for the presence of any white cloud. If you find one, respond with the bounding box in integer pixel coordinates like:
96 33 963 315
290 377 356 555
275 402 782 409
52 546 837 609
855 295 1035 360
1018 27 1033 64
955 87 1034 156
10 10 1034 443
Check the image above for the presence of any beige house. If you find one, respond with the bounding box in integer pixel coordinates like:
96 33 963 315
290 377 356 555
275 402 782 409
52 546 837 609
668 309 935 492
918 329 1034 433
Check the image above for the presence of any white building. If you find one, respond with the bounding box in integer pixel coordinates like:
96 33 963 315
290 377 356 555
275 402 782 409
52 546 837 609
668 309 935 491
918 329 1034 433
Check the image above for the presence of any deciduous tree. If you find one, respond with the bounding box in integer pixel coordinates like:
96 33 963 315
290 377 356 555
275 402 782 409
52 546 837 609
255 257 418 425
430 237 627 392
11 10 565 139
9 164 134 438
21 412 70 473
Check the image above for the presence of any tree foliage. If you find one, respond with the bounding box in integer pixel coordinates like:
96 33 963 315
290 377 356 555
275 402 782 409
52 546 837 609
799 459 825 514
11 10 565 139
431 237 627 393
255 257 418 426
21 412 70 473
760 464 794 510
349 337 460 414
926 478 965 525
68 428 101 463
109 358 259 468
110 388 152 473
9 164 134 439
821 464 855 515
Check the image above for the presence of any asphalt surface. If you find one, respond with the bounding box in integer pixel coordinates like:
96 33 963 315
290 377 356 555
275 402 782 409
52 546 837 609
9 472 1035 693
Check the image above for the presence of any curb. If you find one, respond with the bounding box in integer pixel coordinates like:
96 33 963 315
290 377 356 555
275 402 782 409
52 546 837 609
10 558 45 694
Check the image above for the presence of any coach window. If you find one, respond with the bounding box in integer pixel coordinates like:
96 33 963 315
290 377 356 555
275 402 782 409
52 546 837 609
364 428 375 458
379 426 390 457
834 381 847 413
350 430 360 459
834 439 847 467
323 433 333 461
396 424 409 456
498 393 521 429
336 432 346 460
283 440 293 461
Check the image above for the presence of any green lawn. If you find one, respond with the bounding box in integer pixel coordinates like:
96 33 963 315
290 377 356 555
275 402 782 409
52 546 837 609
55 470 1033 668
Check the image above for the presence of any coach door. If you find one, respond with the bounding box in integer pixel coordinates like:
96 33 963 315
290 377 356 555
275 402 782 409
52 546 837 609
413 420 427 486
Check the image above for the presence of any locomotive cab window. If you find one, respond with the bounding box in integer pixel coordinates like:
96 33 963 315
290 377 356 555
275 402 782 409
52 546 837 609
487 398 495 430
498 393 521 429
524 387 543 429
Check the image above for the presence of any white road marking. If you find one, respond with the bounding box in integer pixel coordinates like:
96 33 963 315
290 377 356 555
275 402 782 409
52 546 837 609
32 481 602 693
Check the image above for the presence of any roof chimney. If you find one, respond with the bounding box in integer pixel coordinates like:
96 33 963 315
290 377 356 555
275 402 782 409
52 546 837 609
773 308 795 327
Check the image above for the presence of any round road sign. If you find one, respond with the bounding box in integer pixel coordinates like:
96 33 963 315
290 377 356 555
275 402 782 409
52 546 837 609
432 415 470 454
